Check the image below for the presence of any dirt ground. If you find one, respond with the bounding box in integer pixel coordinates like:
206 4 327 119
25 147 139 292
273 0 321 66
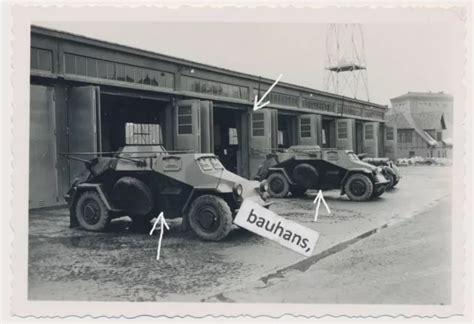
28 166 452 303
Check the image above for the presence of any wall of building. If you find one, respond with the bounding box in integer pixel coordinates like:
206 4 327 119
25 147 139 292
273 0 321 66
29 27 388 208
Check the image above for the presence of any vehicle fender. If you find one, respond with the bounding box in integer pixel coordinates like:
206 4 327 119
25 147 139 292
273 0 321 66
267 167 295 185
75 183 115 209
181 188 235 217
340 168 374 195
68 183 115 228
382 166 396 177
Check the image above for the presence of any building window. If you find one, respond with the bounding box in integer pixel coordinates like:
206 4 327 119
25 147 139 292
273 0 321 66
76 56 87 76
398 129 413 143
98 61 107 79
385 126 394 141
116 64 125 81
255 89 299 107
252 112 265 137
177 106 193 134
337 121 348 139
300 117 312 138
31 47 53 72
182 76 248 100
63 53 174 89
436 131 442 141
302 98 336 113
425 129 436 139
65 53 76 74
365 124 374 140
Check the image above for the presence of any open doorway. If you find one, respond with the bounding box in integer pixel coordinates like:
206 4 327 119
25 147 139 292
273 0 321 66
277 113 297 148
213 107 241 174
355 121 364 154
100 94 167 152
322 118 336 148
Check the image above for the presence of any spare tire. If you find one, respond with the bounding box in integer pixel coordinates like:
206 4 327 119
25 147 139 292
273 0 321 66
112 177 153 216
292 163 319 189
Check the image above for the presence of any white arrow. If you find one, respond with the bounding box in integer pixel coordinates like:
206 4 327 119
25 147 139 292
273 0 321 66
253 74 283 111
313 190 331 222
149 212 170 260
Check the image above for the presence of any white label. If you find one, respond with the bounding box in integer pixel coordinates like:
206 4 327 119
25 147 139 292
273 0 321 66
234 200 319 257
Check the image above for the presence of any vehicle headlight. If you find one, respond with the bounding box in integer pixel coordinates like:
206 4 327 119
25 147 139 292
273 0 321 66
233 184 243 197
259 180 268 193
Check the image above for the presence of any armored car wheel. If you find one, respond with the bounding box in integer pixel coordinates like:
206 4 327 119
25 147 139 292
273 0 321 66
75 191 111 231
267 172 290 198
385 172 395 189
393 178 399 187
292 163 319 189
188 195 233 241
371 186 386 199
344 174 374 201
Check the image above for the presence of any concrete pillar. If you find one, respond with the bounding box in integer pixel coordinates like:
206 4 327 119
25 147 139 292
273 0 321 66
298 114 322 146
363 121 380 157
336 118 355 151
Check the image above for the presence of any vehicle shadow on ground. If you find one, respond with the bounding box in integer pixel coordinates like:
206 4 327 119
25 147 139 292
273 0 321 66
289 194 388 203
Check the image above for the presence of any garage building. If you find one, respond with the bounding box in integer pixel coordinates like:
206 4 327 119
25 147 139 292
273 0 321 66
30 26 391 208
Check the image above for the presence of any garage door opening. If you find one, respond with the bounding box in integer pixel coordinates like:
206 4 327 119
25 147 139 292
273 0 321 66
100 94 167 152
213 107 242 174
355 121 364 154
322 118 336 148
278 113 297 148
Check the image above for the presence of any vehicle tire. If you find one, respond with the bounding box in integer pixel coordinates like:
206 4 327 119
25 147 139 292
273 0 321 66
188 195 233 241
267 172 290 198
292 163 319 189
75 190 110 231
371 186 386 199
291 187 307 197
393 178 400 187
112 177 153 216
344 174 374 201
385 172 395 189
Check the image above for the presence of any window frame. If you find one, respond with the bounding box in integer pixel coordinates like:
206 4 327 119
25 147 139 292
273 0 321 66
252 112 265 137
337 121 348 139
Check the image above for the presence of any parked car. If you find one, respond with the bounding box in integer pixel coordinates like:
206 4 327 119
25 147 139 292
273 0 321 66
255 145 390 201
65 145 269 241
359 155 401 189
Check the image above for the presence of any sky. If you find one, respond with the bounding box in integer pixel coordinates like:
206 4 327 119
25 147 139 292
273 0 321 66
36 21 465 107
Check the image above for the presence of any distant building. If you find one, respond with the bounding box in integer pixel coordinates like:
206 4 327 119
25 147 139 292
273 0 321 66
387 91 453 159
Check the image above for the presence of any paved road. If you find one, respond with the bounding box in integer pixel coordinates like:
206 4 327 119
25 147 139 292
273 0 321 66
205 196 452 304
28 166 451 302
